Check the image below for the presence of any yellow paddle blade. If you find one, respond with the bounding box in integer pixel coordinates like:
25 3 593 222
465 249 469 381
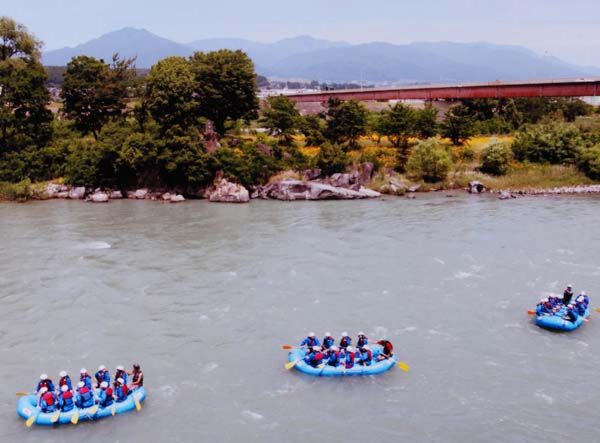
51 411 60 423
90 405 99 415
284 359 300 370
397 362 411 372
71 412 79 424
134 395 142 412
595 307 600 313
25 414 37 427
16 392 29 396
111 404 116 416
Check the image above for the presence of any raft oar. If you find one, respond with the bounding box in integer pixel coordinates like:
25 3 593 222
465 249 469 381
111 403 116 416
595 308 600 313
282 345 294 350
527 310 536 315
134 394 142 412
25 410 40 428
51 410 60 423
284 359 302 370
89 405 99 415
16 391 30 397
379 353 411 372
71 411 79 424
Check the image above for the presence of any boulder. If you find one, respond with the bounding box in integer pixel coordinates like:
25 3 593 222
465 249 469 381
468 181 485 193
330 173 353 188
91 192 109 203
259 180 380 201
57 191 69 199
134 189 148 199
302 169 322 181
408 184 421 193
358 162 375 184
208 179 250 203
45 183 60 198
170 194 185 203
162 192 172 201
498 191 515 200
109 190 123 199
68 187 86 199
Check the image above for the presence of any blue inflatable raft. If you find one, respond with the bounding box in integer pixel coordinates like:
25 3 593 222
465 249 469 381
535 305 590 331
287 345 396 376
17 387 146 426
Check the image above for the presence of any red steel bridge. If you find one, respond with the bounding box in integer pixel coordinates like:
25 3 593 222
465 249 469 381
286 78 600 103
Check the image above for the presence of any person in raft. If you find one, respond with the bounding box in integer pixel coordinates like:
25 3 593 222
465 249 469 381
376 336 394 361
357 332 369 349
564 304 579 323
95 365 110 388
576 291 589 307
114 365 128 387
128 363 144 389
114 378 130 403
547 295 559 309
300 332 320 349
342 346 356 369
58 370 73 392
339 332 352 350
321 332 335 351
75 381 95 409
58 384 75 412
536 298 553 316
36 374 55 394
563 284 574 305
38 387 58 413
98 381 114 408
357 345 373 366
304 346 324 367
326 346 342 367
79 368 93 390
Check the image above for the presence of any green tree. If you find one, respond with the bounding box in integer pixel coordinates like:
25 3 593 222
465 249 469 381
61 54 135 139
577 144 600 180
190 49 259 135
415 103 439 138
479 139 512 176
259 95 300 146
406 138 452 182
144 56 199 133
324 98 367 148
512 121 582 164
379 103 416 149
315 142 348 176
0 17 53 180
299 114 326 146
440 105 474 146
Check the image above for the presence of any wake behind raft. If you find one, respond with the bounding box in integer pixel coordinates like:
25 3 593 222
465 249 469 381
16 387 146 426
287 344 397 376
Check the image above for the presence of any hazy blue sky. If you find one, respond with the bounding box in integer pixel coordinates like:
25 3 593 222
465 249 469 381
4 0 599 66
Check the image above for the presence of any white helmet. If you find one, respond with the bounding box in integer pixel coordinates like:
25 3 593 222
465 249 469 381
116 365 124 371
541 298 549 303
117 377 124 384
358 331 365 336
312 346 320 351
567 284 573 289
80 368 87 374
40 374 48 380
363 344 370 350
308 332 315 338
324 332 331 337
61 385 68 392
59 370 67 378
346 346 354 352
77 381 84 388
100 381 108 388
341 332 348 337
581 291 587 296
98 365 106 371
40 387 48 394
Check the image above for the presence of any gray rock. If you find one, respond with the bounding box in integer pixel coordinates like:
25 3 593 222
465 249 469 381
408 184 421 193
259 180 380 201
498 191 513 200
134 189 148 199
302 169 322 181
91 192 109 203
208 179 250 203
162 192 172 201
68 187 86 199
109 191 123 199
57 191 69 199
170 194 185 203
468 181 485 193
358 162 375 184
45 183 60 198
330 173 353 188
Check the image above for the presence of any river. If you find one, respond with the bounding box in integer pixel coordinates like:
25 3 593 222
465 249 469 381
1 194 599 443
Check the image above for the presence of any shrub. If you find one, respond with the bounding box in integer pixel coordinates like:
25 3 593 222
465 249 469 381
480 140 513 176
577 144 600 180
512 121 582 164
315 142 348 176
406 138 452 182
0 179 32 201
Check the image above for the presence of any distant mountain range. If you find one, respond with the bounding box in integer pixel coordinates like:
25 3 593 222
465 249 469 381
42 28 600 84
